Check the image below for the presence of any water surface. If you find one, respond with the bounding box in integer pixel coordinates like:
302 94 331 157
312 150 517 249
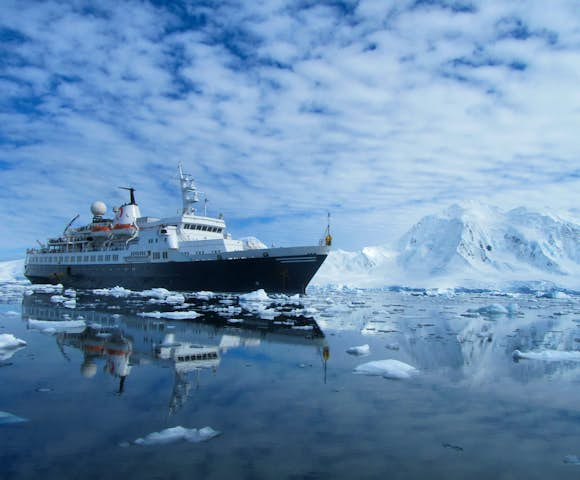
2 286 580 479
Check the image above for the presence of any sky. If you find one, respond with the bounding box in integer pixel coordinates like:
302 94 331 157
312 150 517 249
1 0 579 260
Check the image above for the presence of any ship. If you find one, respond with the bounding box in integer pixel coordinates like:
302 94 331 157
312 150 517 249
24 164 332 293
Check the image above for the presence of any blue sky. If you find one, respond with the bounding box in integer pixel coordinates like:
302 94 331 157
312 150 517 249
1 0 579 260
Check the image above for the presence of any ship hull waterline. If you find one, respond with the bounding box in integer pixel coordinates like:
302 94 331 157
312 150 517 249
24 254 327 294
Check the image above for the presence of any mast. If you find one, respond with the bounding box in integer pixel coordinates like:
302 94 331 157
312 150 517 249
178 162 199 215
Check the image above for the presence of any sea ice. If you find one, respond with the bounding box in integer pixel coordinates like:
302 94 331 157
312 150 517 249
28 319 86 333
346 344 371 356
239 289 270 301
354 359 418 379
563 455 580 465
538 291 569 299
513 349 580 362
0 411 28 425
466 303 519 316
138 311 201 320
92 286 133 297
26 284 63 294
191 291 215 299
133 426 220 446
0 334 27 350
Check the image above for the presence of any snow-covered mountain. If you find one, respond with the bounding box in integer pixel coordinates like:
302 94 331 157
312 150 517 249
313 203 580 291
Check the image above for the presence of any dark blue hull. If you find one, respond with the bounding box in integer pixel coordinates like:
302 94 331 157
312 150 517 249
24 254 327 294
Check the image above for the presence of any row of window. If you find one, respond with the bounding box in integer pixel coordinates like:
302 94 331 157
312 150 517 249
29 254 120 264
177 352 218 362
183 224 223 233
152 252 169 259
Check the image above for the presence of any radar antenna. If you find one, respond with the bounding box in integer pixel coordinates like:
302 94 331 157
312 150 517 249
178 162 199 215
118 187 137 205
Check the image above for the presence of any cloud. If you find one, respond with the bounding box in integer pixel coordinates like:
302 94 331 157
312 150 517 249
0 0 579 259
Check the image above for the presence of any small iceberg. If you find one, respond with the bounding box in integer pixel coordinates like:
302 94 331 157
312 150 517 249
346 344 370 356
564 455 580 465
0 334 27 361
0 411 28 425
239 289 269 301
132 426 220 446
92 286 133 298
465 303 519 317
28 319 86 334
0 334 26 350
354 359 418 379
513 349 580 362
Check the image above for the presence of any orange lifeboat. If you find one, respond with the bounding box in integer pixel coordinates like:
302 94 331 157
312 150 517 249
91 225 111 232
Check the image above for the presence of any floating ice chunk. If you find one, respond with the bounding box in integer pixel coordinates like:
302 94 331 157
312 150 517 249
50 295 67 303
0 334 27 350
564 455 580 465
138 310 201 320
139 288 172 299
133 426 220 446
92 286 133 297
27 284 63 294
63 299 76 309
147 294 186 305
513 349 580 362
191 291 215 300
227 318 244 324
354 359 418 379
466 304 518 316
239 289 270 301
4 311 19 316
64 288 76 297
28 319 86 333
0 411 28 425
346 344 370 356
538 291 569 299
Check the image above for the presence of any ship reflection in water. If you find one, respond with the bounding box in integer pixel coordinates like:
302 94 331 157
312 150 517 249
5 289 580 479
20 291 327 415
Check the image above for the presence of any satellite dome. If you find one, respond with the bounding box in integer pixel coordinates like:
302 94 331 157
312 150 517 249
91 201 107 217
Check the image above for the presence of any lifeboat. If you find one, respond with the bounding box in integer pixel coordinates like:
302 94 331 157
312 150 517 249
90 224 113 237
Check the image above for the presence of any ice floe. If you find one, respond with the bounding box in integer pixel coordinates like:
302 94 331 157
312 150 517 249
28 319 86 333
346 344 371 356
92 286 133 297
239 289 270 301
513 349 580 362
25 284 63 295
465 303 519 316
563 455 580 465
138 310 201 320
354 359 418 379
0 411 28 425
538 290 569 299
131 426 220 446
0 333 27 350
191 291 215 300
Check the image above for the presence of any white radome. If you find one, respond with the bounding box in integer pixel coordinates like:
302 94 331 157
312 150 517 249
90 201 107 217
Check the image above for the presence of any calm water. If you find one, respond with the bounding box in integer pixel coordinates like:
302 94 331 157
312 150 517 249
2 285 580 479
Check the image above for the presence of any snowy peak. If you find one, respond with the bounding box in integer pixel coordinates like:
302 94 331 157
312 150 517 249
313 203 580 290
397 203 580 278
